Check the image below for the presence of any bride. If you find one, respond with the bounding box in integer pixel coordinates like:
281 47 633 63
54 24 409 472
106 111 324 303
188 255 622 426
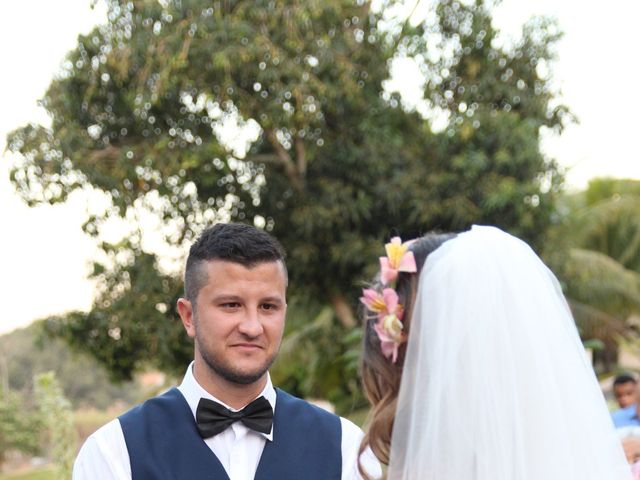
358 225 630 479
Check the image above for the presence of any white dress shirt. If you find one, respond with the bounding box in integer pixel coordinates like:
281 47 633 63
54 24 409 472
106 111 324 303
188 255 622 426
73 363 381 480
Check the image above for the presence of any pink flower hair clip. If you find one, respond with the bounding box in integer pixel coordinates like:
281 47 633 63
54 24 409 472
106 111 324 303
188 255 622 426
360 237 417 362
380 237 418 285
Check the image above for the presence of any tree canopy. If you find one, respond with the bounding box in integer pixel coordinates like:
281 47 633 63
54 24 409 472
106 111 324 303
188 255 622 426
544 179 640 371
7 0 568 406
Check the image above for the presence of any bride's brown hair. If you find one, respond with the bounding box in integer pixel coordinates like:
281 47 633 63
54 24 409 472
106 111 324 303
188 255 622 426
358 233 455 478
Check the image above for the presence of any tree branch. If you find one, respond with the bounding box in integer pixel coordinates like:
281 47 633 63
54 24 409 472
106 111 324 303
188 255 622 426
87 145 120 168
245 153 281 164
294 137 306 177
330 293 356 328
264 128 304 192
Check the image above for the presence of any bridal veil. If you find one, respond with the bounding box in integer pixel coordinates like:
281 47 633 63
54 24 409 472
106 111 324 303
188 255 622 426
388 226 630 479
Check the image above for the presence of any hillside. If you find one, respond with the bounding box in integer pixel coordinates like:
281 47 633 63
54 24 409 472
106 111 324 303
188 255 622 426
0 321 141 409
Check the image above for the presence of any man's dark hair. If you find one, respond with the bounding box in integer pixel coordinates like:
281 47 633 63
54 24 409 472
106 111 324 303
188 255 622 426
614 373 637 387
184 223 287 304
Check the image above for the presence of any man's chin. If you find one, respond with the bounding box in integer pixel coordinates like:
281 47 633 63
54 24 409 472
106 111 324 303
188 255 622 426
213 360 271 385
221 368 268 385
200 349 276 386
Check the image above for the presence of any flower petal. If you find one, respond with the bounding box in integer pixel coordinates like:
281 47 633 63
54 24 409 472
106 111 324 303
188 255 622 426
383 314 403 340
380 256 398 285
374 322 393 343
380 340 397 361
391 343 400 363
374 319 402 363
382 288 399 314
385 238 408 269
360 288 386 313
398 251 417 273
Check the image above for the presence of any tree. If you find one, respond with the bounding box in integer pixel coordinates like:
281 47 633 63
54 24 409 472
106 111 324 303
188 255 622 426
544 179 640 371
574 178 640 272
0 388 41 471
35 372 76 480
7 0 567 407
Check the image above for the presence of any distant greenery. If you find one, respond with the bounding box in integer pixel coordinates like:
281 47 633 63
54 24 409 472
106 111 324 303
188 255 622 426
34 373 75 480
0 322 141 409
545 178 640 371
0 389 41 470
0 468 54 480
0 362 121 474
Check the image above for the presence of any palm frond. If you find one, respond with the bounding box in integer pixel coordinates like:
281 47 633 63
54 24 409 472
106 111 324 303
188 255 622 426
277 306 334 360
567 195 640 270
563 248 640 316
568 299 628 340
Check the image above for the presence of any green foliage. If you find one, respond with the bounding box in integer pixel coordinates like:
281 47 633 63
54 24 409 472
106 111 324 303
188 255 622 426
572 180 640 272
561 248 640 338
271 300 365 412
6 0 567 408
0 322 140 408
545 179 640 370
0 468 55 480
43 250 189 381
584 178 640 206
34 373 75 480
0 389 41 470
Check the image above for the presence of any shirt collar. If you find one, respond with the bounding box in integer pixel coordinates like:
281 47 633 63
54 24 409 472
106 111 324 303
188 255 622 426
178 361 276 441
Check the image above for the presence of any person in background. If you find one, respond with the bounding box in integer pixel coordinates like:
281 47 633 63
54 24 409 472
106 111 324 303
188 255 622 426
615 374 639 409
617 427 640 479
612 377 640 428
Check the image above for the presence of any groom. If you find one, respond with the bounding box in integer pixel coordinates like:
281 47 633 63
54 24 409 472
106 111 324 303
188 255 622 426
73 223 379 479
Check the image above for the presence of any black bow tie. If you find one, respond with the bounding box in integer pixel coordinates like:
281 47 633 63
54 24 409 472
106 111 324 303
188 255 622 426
195 396 273 438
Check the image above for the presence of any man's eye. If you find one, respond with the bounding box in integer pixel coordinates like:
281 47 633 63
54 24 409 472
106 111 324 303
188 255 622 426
261 303 277 310
221 303 240 308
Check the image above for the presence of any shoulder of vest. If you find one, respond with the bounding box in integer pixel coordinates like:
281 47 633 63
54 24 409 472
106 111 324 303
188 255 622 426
274 388 341 423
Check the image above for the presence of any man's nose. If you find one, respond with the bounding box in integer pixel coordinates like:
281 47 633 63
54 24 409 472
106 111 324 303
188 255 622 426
237 309 264 337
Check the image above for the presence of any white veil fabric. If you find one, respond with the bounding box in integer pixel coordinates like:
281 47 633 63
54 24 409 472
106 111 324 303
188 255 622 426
387 225 630 480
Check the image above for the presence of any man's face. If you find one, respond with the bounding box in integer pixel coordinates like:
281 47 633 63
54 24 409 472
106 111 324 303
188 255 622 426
614 381 637 409
178 259 287 388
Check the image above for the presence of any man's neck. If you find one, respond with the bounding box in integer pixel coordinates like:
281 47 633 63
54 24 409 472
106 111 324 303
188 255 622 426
192 362 268 410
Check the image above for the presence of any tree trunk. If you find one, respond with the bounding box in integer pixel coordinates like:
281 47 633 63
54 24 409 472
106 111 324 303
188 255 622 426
330 293 356 328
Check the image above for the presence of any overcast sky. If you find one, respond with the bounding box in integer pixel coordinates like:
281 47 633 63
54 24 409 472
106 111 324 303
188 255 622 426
1 0 639 335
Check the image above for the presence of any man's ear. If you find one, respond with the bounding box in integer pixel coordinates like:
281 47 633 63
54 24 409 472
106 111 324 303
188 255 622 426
177 298 196 338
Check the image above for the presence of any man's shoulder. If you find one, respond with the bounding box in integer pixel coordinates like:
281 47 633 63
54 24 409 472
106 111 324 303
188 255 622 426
276 388 341 422
611 404 640 426
612 404 637 418
79 393 177 452
85 417 125 445
273 390 379 478
274 388 364 429
275 388 338 417
73 416 131 479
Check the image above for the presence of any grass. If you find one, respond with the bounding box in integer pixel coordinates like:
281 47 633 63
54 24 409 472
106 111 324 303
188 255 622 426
1 406 125 480
0 467 55 480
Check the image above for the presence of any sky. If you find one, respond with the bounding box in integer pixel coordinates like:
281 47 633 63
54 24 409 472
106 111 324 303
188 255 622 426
1 0 639 335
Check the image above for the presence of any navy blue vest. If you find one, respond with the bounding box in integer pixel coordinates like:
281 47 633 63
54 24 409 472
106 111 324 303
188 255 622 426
119 387 342 479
